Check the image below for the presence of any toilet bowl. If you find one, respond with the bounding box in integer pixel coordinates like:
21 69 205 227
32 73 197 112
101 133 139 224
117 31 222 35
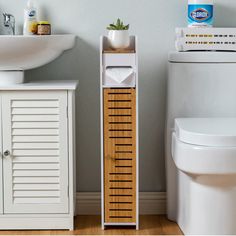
172 118 236 235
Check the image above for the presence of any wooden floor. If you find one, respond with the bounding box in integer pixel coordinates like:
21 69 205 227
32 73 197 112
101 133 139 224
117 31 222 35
0 215 183 235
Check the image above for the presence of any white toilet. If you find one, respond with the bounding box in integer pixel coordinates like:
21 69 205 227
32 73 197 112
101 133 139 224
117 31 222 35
167 52 236 235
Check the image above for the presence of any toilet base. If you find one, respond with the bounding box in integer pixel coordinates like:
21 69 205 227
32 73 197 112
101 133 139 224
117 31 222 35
177 171 236 235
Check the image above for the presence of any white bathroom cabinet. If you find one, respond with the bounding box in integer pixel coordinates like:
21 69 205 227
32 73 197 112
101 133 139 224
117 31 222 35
0 81 78 230
100 36 139 229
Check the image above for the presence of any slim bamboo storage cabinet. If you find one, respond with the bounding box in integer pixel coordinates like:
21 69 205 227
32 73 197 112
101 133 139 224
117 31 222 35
100 36 139 229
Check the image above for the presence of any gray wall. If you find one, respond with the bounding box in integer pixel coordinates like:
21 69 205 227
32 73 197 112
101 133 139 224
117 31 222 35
0 0 234 192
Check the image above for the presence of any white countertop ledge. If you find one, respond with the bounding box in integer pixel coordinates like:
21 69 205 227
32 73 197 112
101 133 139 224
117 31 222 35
0 80 79 90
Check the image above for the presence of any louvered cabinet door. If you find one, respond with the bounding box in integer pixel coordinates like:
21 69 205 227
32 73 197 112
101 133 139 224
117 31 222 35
104 88 136 223
2 91 69 214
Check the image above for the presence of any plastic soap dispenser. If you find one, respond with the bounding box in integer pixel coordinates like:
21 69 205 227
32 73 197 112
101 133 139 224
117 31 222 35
23 0 38 35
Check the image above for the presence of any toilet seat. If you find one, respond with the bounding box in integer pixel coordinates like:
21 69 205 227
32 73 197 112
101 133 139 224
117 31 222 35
172 133 236 174
172 118 236 175
175 118 236 147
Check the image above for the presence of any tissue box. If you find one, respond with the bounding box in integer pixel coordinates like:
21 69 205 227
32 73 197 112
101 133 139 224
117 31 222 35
103 67 136 88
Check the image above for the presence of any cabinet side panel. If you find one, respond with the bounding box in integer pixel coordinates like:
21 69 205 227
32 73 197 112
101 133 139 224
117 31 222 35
104 88 136 224
68 91 76 219
0 95 2 214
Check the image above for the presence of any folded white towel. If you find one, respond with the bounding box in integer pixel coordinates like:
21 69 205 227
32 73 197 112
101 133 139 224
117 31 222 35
106 67 134 84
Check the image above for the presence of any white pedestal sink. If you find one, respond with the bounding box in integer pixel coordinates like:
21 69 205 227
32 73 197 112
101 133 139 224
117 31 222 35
0 34 76 85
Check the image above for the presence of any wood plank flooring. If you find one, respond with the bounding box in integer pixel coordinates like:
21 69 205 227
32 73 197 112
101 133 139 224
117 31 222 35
0 215 183 235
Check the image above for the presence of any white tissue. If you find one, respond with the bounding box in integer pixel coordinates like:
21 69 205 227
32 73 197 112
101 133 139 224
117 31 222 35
106 67 134 84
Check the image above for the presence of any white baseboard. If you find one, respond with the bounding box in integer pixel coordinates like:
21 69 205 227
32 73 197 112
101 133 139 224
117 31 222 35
76 192 166 216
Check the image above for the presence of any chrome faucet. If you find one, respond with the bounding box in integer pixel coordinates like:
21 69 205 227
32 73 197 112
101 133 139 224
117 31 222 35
3 13 15 35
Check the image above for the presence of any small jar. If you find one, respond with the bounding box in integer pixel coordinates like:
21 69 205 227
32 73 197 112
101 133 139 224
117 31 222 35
37 21 51 35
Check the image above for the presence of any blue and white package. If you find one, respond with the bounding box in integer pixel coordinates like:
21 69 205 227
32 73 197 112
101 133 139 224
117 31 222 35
188 0 214 27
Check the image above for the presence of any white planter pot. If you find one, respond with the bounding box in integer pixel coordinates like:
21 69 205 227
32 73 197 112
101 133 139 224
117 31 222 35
108 30 130 49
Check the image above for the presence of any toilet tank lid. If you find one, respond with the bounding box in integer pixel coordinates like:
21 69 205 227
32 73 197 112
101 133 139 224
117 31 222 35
169 51 236 63
175 118 236 147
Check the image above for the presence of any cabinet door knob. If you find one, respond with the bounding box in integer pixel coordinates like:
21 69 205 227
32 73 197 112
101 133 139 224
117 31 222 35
4 150 10 157
106 155 115 162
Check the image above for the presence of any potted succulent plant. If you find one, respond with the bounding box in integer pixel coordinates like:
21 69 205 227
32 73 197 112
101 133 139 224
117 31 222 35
107 19 130 49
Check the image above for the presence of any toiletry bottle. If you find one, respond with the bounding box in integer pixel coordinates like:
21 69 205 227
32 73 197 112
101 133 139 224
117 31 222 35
23 0 38 35
188 0 214 27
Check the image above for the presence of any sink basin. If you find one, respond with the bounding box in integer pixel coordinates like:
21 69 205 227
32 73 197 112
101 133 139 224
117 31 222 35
0 34 76 85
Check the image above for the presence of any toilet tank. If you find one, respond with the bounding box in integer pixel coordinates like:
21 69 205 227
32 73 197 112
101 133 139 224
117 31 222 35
166 52 236 220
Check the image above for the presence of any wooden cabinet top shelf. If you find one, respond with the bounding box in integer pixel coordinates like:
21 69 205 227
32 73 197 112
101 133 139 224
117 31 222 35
103 48 135 54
